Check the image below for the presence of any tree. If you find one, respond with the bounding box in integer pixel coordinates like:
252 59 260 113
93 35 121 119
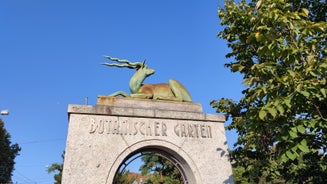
211 0 327 183
113 170 137 184
47 151 64 184
139 152 183 184
0 118 21 183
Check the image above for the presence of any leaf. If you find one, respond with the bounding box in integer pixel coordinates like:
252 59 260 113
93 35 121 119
298 139 309 153
255 0 262 9
320 63 327 69
297 125 306 134
281 154 288 163
296 84 303 92
286 150 296 160
300 139 307 146
284 98 291 108
302 8 309 17
231 64 245 72
298 145 309 153
259 109 267 120
267 107 277 117
320 88 326 98
276 104 284 114
300 90 310 97
289 127 298 138
288 70 296 78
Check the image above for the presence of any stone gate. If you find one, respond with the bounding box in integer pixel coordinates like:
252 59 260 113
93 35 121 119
62 97 234 183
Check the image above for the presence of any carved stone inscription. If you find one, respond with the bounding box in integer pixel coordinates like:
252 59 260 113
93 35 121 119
89 118 212 139
90 119 167 136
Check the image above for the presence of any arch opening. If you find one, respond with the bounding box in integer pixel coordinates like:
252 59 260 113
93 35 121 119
113 147 192 184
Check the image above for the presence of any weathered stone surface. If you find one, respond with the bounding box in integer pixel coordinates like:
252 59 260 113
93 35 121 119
62 98 233 184
97 96 203 112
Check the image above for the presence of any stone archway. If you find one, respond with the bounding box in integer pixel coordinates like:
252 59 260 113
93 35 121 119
62 98 234 184
112 148 189 183
107 140 200 184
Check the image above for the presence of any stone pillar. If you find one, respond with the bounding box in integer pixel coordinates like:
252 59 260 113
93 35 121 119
62 97 234 184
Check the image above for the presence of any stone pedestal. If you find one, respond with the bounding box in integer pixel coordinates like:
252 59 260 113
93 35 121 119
62 97 234 184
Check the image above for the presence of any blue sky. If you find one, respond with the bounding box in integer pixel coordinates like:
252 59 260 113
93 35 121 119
1 1 243 183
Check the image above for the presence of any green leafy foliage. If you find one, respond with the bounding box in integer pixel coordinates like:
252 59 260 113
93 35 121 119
0 119 21 183
47 151 64 184
212 0 327 183
139 152 183 184
113 170 137 184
